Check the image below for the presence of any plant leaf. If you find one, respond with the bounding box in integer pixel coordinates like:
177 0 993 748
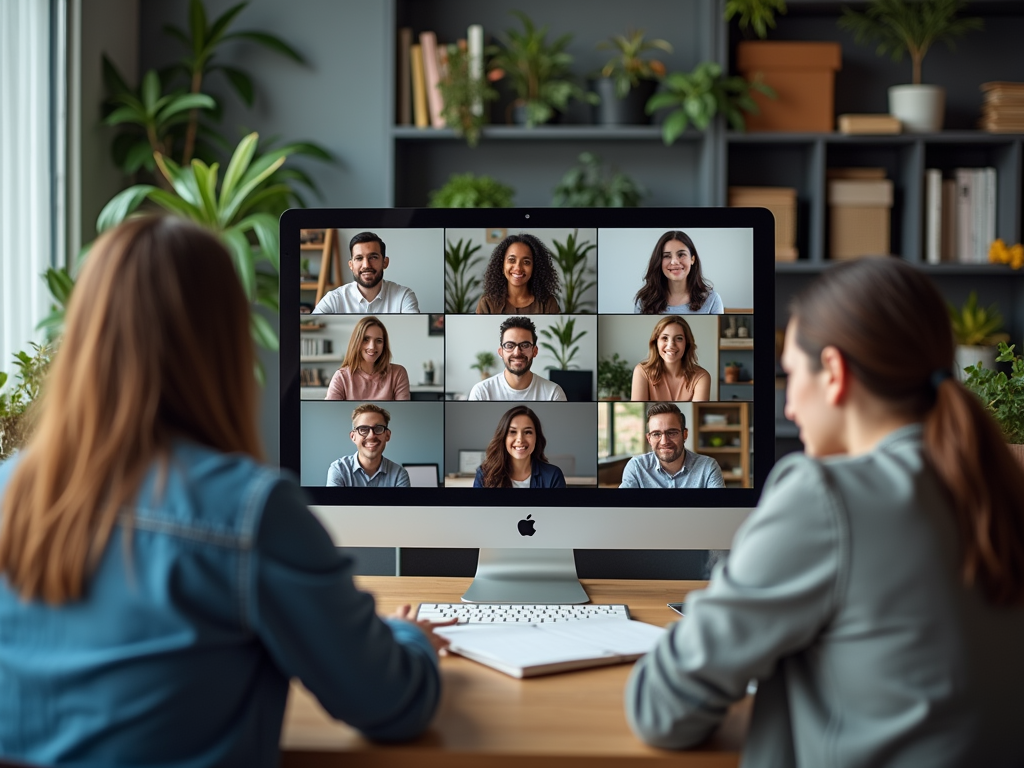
96 185 158 233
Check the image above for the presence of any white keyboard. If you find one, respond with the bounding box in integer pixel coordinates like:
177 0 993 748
416 603 631 624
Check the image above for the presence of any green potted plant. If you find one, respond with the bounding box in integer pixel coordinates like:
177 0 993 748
444 238 485 313
551 152 646 209
540 316 592 401
646 62 775 145
838 0 982 132
592 29 672 125
471 351 498 380
725 0 789 39
429 173 515 208
549 228 598 314
961 342 1024 466
0 342 55 460
488 11 596 127
948 291 1009 376
438 43 500 147
597 353 633 400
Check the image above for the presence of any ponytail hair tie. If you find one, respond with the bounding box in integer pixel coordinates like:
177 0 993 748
930 369 954 391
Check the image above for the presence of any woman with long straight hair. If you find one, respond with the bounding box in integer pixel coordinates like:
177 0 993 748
325 314 410 400
627 258 1024 767
0 217 447 767
630 315 710 401
633 230 723 315
473 405 566 488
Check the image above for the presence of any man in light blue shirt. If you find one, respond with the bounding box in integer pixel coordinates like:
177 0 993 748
619 403 725 489
327 404 411 487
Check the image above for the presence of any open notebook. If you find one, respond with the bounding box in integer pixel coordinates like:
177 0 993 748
435 619 667 678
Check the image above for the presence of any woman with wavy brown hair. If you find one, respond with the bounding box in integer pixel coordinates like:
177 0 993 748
627 258 1024 766
633 230 723 315
473 405 566 488
0 216 446 767
630 315 710 401
325 315 410 400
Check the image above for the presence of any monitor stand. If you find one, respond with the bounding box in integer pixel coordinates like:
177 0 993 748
461 548 589 604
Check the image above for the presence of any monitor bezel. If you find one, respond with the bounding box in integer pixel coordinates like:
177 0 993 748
281 206 776 514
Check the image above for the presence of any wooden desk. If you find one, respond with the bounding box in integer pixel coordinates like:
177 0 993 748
281 577 748 767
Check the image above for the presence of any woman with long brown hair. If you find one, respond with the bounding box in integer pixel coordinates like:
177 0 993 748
473 405 566 488
0 217 447 767
633 230 723 315
630 315 710 401
325 315 410 400
627 258 1024 766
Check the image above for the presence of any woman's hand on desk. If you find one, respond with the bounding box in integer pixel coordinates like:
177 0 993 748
392 604 458 656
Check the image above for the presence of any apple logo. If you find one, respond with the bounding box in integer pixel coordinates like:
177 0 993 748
517 514 536 537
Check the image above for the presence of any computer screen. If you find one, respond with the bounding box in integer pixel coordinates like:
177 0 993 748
280 207 776 602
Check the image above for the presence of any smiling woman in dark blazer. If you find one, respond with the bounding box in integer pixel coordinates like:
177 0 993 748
473 405 566 488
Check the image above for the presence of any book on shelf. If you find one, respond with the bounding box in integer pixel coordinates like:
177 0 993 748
396 27 413 126
941 179 957 264
954 167 997 264
980 81 1024 133
419 31 445 129
435 619 666 679
468 24 484 116
925 168 942 264
301 338 333 357
837 113 901 134
410 43 429 128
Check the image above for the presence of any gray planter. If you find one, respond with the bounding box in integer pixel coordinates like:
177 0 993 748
591 78 657 126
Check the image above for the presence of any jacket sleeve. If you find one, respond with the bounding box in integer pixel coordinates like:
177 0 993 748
248 477 441 741
625 454 843 749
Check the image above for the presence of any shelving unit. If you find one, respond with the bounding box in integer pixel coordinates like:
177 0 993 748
300 228 343 306
691 402 752 488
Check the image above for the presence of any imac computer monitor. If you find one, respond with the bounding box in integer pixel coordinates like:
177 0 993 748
281 207 775 603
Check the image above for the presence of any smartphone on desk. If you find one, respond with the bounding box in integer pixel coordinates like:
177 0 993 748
667 602 685 617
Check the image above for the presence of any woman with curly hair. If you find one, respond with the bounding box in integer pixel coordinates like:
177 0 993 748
475 233 561 314
473 405 566 488
325 316 410 400
630 316 710 401
633 231 723 315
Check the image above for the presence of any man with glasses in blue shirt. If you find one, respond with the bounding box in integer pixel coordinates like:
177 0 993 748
468 316 567 401
619 403 725 489
327 404 411 487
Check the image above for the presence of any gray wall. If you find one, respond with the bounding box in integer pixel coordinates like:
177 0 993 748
443 402 597 477
597 227 755 313
300 401 444 486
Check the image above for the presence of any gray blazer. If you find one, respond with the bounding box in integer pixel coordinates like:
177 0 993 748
626 424 1024 767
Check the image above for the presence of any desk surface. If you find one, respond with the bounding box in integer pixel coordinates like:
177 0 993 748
281 576 748 767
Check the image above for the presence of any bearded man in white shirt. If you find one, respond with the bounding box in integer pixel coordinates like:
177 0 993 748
313 232 420 314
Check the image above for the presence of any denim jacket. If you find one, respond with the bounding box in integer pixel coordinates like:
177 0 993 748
472 459 566 488
0 442 440 768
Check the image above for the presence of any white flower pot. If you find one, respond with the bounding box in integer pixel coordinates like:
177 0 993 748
888 84 945 133
955 344 998 379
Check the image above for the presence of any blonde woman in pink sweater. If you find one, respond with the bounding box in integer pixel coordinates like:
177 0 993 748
325 316 410 400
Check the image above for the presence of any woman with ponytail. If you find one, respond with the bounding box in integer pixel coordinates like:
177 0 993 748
627 258 1024 767
0 217 449 767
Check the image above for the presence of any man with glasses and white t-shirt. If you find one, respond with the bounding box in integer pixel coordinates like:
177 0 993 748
326 404 411 487
619 402 724 489
468 316 567 401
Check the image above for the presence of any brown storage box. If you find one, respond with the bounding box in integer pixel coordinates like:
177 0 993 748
828 179 893 260
728 186 798 260
736 42 842 133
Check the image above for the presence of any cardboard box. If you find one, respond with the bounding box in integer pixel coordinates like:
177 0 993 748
828 179 894 260
736 42 842 133
728 186 798 260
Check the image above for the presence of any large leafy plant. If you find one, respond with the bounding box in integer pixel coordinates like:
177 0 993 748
444 238 485 313
540 316 587 370
596 29 672 98
549 229 597 314
552 152 646 209
838 0 982 85
488 11 596 127
429 173 515 208
646 62 775 145
962 343 1024 444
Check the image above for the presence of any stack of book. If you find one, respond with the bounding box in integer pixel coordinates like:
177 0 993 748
301 338 333 357
837 113 901 134
728 186 798 261
980 82 1024 134
827 168 893 260
397 25 485 129
925 167 997 264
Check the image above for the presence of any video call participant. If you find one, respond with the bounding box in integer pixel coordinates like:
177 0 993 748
327 404 410 487
313 231 420 314
469 316 567 401
476 233 561 314
326 316 410 401
619 403 725 488
634 230 724 315
627 259 1024 766
631 316 710 402
0 217 447 767
473 405 566 488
